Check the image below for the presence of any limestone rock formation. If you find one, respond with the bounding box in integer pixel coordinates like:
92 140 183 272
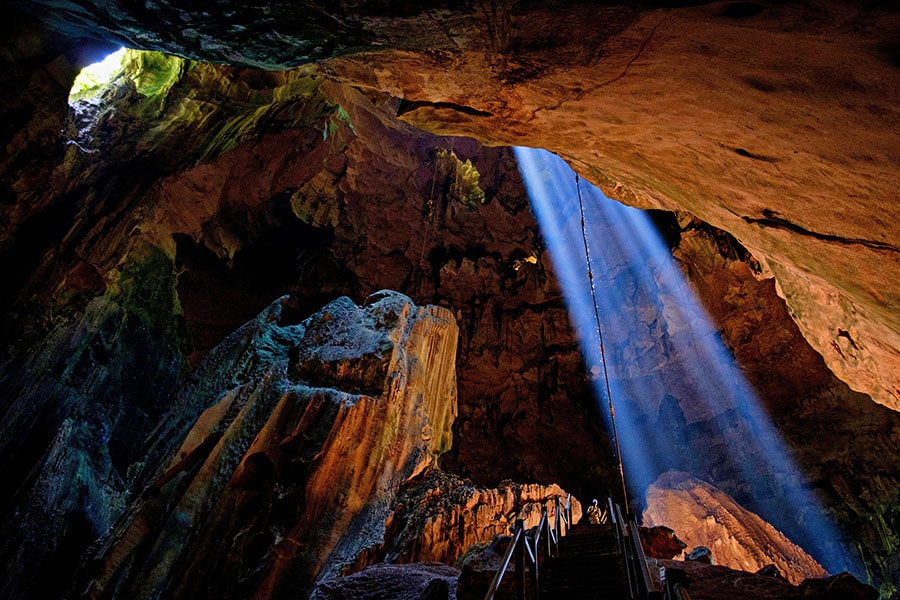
0 243 188 600
310 471 581 600
82 291 459 599
643 471 827 585
380 469 582 567
311 563 459 600
640 525 688 560
659 559 879 600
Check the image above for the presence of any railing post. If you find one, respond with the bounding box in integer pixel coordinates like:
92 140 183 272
554 496 561 545
514 519 525 600
544 510 552 559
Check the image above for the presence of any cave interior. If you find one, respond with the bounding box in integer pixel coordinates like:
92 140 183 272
1 1 899 599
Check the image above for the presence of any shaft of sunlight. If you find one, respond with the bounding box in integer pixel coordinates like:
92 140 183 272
513 146 861 577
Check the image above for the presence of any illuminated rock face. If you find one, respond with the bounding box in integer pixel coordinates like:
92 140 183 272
643 471 827 585
380 469 582 566
83 291 458 599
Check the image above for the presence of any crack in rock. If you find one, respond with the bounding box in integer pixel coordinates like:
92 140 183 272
741 210 900 253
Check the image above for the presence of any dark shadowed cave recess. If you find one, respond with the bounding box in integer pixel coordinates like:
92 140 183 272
0 2 898 599
172 216 353 356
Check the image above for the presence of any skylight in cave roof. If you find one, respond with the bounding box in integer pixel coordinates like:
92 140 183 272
68 47 127 104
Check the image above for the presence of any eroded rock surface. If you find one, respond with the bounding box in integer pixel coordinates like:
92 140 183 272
643 471 827 585
659 559 878 600
380 469 582 567
82 291 458 599
311 563 459 600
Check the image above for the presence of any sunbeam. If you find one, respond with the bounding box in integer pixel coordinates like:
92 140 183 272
514 145 862 578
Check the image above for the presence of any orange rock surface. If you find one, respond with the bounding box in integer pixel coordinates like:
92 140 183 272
643 471 827 585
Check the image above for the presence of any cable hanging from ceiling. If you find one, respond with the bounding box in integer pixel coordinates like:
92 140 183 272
575 173 629 511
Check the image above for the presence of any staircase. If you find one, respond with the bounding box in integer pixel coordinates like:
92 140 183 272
540 524 629 599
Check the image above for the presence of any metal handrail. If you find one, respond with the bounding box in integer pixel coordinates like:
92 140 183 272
628 520 661 599
484 521 524 600
610 500 663 600
613 503 638 599
531 509 548 599
485 494 569 600
609 497 623 555
553 494 572 544
485 495 664 600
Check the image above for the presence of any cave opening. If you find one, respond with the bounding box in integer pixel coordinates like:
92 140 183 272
68 47 127 105
514 146 863 579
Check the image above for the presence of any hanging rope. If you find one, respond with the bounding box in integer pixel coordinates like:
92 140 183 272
575 174 629 512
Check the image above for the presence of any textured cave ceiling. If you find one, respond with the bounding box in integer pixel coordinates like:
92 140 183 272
11 0 897 409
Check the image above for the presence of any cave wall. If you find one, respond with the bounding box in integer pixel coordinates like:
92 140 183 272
321 1 900 412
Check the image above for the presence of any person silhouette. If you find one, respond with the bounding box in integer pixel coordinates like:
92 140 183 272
586 498 607 524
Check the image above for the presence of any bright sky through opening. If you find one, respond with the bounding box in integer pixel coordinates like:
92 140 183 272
69 47 127 103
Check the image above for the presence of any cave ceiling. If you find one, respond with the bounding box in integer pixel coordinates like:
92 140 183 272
10 0 897 409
